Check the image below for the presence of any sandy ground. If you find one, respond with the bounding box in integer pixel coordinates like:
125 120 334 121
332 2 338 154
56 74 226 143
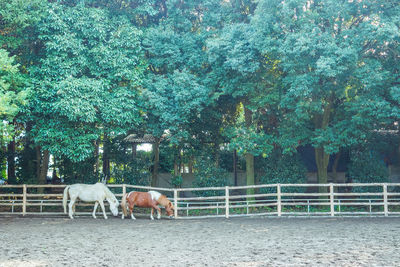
0 216 399 267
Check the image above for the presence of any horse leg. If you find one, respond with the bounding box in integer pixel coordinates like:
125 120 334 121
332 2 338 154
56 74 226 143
68 198 76 219
155 206 161 220
72 203 76 215
150 202 161 219
129 204 136 220
99 200 108 219
150 208 155 220
92 201 99 219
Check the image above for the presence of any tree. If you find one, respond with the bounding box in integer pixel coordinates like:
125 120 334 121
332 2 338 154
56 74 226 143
29 2 146 165
251 0 400 191
0 49 28 183
141 0 228 184
206 22 276 194
0 50 27 145
0 0 48 183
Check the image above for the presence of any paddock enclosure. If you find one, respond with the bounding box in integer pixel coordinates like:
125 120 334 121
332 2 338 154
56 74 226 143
1 183 400 218
1 184 400 266
0 217 400 266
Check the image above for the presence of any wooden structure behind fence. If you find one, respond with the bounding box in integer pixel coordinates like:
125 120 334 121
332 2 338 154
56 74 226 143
1 183 400 218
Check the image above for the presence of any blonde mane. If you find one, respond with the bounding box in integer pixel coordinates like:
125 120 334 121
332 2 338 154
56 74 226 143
158 195 172 208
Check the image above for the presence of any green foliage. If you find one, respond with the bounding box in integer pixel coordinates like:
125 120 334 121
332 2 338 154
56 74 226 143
112 161 151 186
192 156 229 196
0 49 28 145
144 69 210 142
29 2 146 161
258 151 307 193
0 0 399 187
58 157 99 184
224 123 274 157
0 0 47 50
110 141 152 185
348 150 389 192
171 175 183 188
251 0 400 155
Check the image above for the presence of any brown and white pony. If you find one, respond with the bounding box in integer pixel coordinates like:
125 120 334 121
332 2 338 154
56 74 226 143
121 191 174 220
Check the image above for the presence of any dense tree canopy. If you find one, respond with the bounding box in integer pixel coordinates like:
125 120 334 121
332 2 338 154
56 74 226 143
0 0 398 187
30 3 145 161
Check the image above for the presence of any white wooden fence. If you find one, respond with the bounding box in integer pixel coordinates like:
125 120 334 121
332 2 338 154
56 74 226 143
1 183 400 218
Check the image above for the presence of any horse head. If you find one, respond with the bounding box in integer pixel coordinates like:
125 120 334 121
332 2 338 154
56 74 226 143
105 192 119 217
109 197 119 217
165 201 174 218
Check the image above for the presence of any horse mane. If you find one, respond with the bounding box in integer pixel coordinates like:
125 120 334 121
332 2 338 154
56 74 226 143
100 183 117 202
157 195 171 207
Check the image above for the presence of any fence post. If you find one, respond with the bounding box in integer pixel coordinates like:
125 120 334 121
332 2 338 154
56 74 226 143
330 183 334 216
383 183 388 216
225 186 229 219
22 184 27 216
277 184 281 217
369 199 372 215
174 189 178 219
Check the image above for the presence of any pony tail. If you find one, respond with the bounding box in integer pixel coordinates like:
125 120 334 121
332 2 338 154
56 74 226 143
63 186 70 214
121 193 128 217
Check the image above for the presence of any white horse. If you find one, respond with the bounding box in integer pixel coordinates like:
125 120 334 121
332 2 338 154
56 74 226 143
63 183 119 219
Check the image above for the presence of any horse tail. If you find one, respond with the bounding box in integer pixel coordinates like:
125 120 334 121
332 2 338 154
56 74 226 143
63 185 70 214
121 192 128 217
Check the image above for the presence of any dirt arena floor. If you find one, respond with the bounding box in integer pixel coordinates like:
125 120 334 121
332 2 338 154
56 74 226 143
0 216 399 267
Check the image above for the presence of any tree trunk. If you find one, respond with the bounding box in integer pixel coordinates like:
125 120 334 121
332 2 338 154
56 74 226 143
174 146 179 176
332 151 341 183
20 122 37 183
35 146 41 181
38 150 50 194
7 138 16 184
188 158 193 174
132 143 137 160
214 142 220 168
315 147 330 193
102 134 110 181
174 162 179 176
245 153 255 196
178 147 182 174
94 139 100 177
244 106 255 197
314 98 333 193
151 139 160 187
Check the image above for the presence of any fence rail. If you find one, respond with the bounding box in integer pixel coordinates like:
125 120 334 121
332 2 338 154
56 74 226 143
1 183 400 218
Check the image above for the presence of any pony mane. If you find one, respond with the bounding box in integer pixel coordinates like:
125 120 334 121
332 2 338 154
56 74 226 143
158 195 171 207
101 183 117 202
